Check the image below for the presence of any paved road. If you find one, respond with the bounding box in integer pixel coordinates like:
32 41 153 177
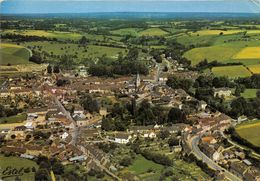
53 96 78 145
191 136 242 181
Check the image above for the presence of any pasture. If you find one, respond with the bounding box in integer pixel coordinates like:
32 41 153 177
4 29 82 40
211 65 252 78
21 41 127 61
110 28 142 36
183 45 242 66
0 154 38 181
0 43 31 65
191 29 243 36
236 120 260 147
247 64 260 74
138 28 169 36
241 89 258 99
233 47 260 59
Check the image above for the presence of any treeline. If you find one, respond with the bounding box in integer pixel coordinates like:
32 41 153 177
1 33 55 42
194 59 243 71
236 74 260 89
0 104 23 119
183 153 215 177
141 150 172 166
226 127 260 154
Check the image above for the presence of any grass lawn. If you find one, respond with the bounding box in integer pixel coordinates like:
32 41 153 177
247 64 260 74
241 89 258 99
0 113 27 124
211 65 252 78
0 43 31 65
128 155 163 174
138 28 169 36
0 154 38 181
123 155 163 181
236 120 260 147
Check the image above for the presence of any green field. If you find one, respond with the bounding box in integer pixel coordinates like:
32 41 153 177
241 89 259 99
0 155 38 181
236 120 260 147
126 155 163 180
247 64 260 74
0 113 27 124
184 45 242 66
0 43 31 65
4 29 82 40
21 41 127 61
211 65 252 78
138 28 169 36
110 28 142 36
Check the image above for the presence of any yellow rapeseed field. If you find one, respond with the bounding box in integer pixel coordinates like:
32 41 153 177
248 64 260 74
233 47 260 59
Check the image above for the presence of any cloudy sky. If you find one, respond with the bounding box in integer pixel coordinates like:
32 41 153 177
1 0 259 14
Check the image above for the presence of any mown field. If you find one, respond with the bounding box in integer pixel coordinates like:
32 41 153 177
0 43 31 65
211 65 252 78
236 120 260 147
0 154 38 181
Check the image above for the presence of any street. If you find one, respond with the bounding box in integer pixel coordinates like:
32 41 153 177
190 136 242 181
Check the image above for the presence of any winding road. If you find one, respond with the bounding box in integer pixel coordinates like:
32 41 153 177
190 135 242 181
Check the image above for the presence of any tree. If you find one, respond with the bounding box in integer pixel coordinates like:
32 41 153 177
53 65 60 73
101 117 114 131
234 86 241 97
47 65 52 74
257 90 260 99
168 108 186 124
168 137 179 147
35 168 51 181
126 48 139 61
52 162 64 175
79 36 88 45
158 130 170 140
29 53 42 64
80 95 99 113
120 156 132 167
11 134 16 139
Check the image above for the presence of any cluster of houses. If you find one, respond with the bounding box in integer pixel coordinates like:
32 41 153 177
198 131 260 181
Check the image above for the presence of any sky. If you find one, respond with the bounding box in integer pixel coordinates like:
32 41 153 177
1 0 260 14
